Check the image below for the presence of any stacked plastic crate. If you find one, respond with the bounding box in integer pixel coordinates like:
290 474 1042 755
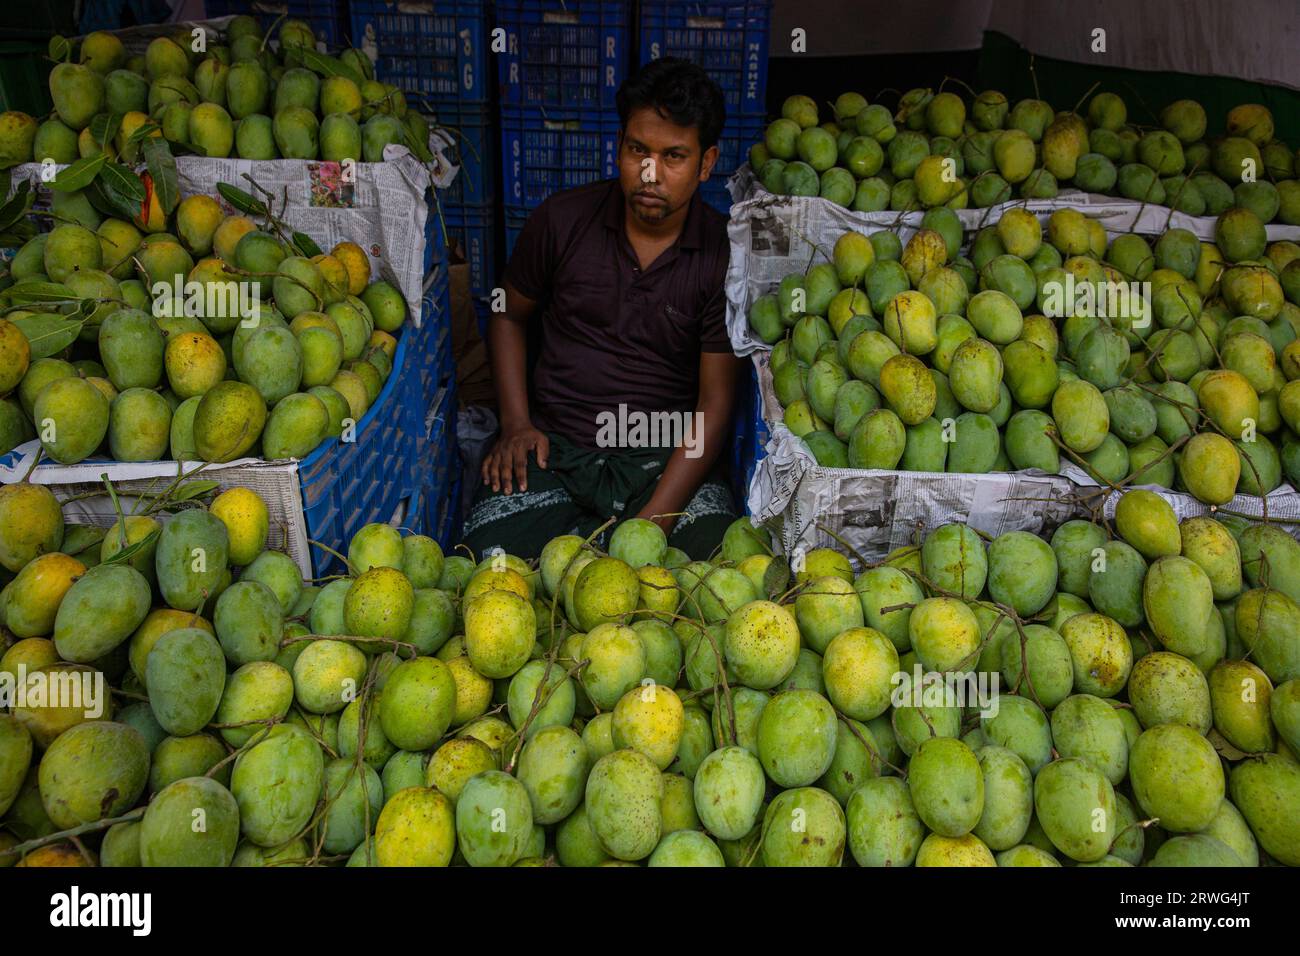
345 2 471 547
731 359 768 515
350 1 497 326
499 0 631 258
637 0 770 214
399 215 462 548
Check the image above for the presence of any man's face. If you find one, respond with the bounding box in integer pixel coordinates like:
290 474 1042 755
618 106 718 225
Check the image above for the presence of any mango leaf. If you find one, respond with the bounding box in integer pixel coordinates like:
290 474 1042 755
291 231 322 258
142 139 179 215
90 113 124 152
0 220 37 247
101 162 146 204
299 47 365 87
763 556 791 600
0 169 10 197
125 122 162 145
50 154 107 193
9 312 85 358
5 281 79 304
171 480 220 502
402 126 433 163
217 182 267 217
86 177 139 221
101 527 161 568
48 35 71 62
0 179 34 233
82 178 118 215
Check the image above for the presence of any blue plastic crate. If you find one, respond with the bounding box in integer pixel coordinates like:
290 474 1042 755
431 103 495 207
438 441 464 547
497 0 631 110
413 257 454 408
700 113 765 213
501 106 620 211
731 359 768 512
411 311 453 419
504 207 529 261
441 310 459 384
298 332 418 575
203 0 348 49
444 202 497 301
422 197 448 285
390 477 428 537
422 469 463 550
350 0 490 104
418 383 464 548
638 0 771 117
427 380 457 449
438 471 464 546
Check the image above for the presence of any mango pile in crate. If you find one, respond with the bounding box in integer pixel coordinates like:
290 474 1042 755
0 178 407 465
0 16 432 168
751 202 1300 503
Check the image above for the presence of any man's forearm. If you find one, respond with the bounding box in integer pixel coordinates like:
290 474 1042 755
488 312 532 429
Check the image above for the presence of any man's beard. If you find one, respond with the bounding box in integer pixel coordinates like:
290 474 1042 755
630 190 673 222
632 204 670 222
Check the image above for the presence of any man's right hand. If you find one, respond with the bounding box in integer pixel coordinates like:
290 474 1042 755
482 422 550 494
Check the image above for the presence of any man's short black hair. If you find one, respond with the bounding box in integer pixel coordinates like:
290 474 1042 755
616 57 726 151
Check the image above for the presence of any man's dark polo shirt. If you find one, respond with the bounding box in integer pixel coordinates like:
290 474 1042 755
504 179 732 450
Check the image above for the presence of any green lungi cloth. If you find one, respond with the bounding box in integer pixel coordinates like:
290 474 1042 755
462 432 736 562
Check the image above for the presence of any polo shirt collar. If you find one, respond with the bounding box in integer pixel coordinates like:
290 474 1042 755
601 179 706 251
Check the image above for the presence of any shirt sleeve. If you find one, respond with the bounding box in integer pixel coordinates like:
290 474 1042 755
503 200 553 302
698 252 733 353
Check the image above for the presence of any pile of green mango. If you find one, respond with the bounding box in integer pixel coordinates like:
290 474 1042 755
2 500 1296 867
0 17 429 168
752 90 1299 224
0 487 463 866
750 202 1300 505
0 184 408 465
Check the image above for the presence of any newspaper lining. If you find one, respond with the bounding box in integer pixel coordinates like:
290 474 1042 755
1062 462 1300 527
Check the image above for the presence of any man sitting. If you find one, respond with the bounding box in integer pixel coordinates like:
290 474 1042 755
462 58 742 561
